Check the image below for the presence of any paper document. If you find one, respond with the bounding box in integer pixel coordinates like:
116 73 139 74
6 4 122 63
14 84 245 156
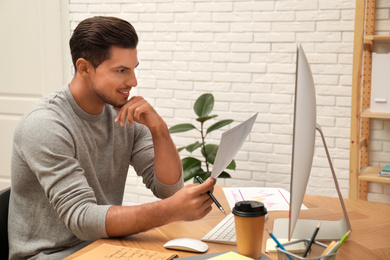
74 243 178 260
208 251 253 259
211 113 258 178
265 238 305 253
223 187 307 211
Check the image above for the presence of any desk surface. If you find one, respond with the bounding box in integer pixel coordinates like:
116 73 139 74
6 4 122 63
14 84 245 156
66 186 390 260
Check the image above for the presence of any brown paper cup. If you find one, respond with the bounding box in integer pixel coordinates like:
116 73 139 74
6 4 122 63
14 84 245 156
233 201 267 259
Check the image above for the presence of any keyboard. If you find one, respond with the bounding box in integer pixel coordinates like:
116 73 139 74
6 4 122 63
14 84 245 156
202 213 237 245
201 212 269 245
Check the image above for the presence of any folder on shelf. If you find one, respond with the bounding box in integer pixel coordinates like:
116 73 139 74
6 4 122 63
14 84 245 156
379 165 390 177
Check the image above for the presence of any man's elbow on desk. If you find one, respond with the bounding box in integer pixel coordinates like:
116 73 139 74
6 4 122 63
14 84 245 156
65 203 111 241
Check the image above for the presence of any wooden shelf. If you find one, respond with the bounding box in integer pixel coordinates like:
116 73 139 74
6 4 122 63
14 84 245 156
361 108 390 119
359 166 390 184
364 35 390 41
364 35 390 47
350 0 390 200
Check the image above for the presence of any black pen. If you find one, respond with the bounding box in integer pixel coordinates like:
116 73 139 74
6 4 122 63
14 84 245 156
195 176 226 215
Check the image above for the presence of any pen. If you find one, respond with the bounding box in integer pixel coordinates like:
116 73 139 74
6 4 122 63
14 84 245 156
303 222 321 257
195 176 226 215
266 229 294 260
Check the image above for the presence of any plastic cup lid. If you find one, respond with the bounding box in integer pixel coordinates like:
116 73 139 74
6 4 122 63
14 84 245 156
232 200 267 217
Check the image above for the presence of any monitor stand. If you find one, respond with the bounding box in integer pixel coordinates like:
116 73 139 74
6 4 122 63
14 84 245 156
272 124 352 240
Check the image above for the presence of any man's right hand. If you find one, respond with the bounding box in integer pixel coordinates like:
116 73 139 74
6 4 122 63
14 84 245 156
106 177 217 237
166 177 216 222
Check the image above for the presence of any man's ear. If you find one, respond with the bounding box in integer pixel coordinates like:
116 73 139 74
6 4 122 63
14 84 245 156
75 58 93 77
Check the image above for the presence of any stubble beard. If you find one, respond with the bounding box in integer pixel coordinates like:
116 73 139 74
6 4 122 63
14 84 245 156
92 84 127 109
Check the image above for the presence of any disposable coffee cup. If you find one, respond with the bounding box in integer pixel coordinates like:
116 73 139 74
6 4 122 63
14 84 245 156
232 201 267 259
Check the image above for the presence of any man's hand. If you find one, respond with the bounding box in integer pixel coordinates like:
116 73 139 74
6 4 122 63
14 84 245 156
166 177 216 222
114 96 182 185
106 178 217 237
114 96 163 131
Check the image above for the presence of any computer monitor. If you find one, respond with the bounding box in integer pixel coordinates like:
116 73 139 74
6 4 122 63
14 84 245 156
272 43 351 240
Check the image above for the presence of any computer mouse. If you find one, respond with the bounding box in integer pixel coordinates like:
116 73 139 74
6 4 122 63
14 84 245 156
163 238 209 253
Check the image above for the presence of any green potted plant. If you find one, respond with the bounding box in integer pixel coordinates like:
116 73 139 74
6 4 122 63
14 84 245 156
169 93 236 182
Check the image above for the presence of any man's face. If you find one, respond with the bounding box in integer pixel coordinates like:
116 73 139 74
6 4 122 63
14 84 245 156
90 46 139 109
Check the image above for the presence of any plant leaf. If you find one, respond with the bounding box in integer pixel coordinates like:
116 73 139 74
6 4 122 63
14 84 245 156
196 115 218 123
218 171 231 178
226 160 236 170
206 119 234 134
169 123 197 133
185 141 203 153
194 93 214 117
182 157 202 181
201 144 219 164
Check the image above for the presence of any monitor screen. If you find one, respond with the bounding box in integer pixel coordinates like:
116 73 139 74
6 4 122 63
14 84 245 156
288 43 316 240
273 43 351 241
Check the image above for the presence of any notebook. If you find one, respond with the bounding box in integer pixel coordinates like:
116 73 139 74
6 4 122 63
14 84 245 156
74 243 178 260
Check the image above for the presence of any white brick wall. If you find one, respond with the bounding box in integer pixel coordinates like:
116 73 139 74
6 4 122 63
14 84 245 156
67 0 390 204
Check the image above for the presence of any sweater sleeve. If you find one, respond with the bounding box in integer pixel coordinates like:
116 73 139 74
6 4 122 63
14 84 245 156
130 123 184 199
19 109 109 241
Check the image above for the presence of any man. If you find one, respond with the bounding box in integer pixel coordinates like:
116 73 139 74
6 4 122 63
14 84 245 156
8 16 215 259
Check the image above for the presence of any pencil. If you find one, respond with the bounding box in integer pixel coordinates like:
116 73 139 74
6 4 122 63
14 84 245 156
334 230 352 252
326 241 340 255
320 240 336 256
303 222 321 257
266 229 294 260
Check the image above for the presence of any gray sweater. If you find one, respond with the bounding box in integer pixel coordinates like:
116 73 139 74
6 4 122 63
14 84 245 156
8 86 183 259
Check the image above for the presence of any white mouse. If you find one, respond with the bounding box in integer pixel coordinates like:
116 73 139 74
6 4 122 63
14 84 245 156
163 238 208 253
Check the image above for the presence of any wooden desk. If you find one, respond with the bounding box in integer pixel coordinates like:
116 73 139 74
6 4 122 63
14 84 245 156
67 186 390 260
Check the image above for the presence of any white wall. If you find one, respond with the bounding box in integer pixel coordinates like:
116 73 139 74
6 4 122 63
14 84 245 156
66 0 390 204
0 0 71 190
3 1 389 204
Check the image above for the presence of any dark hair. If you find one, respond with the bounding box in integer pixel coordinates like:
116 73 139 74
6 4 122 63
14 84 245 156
69 16 138 71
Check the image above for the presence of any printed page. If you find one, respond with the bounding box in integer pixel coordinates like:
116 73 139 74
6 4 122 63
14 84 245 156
211 113 258 178
223 187 307 211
